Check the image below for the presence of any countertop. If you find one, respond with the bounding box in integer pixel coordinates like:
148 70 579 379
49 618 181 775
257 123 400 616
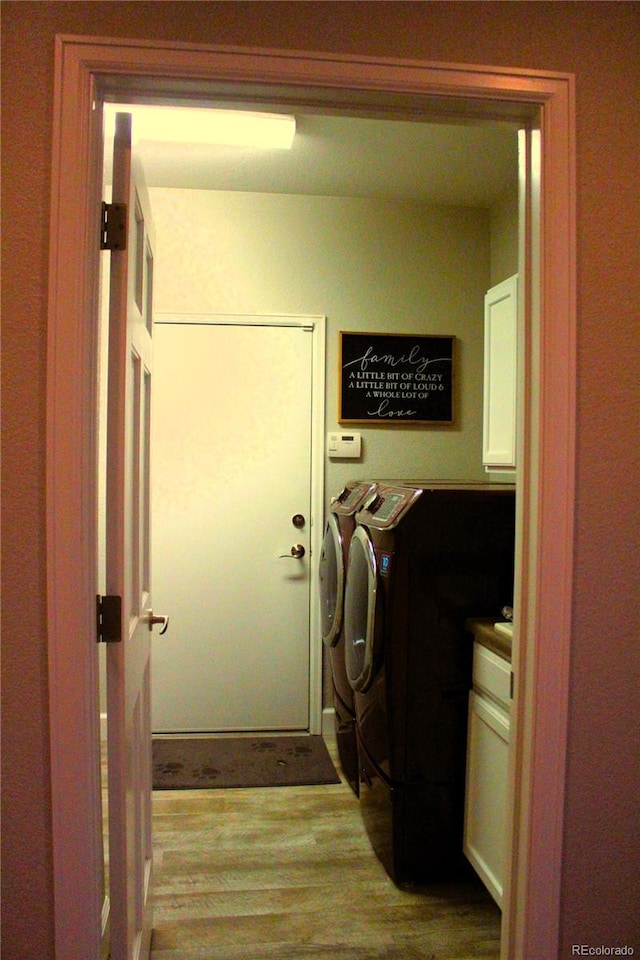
465 617 512 662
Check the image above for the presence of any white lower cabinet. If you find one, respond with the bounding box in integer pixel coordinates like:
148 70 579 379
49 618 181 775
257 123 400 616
464 643 511 907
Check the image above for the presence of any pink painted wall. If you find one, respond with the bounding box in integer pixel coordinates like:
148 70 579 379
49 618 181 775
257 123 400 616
2 3 638 957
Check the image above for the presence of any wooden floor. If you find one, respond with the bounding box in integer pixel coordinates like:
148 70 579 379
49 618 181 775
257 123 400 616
150 733 501 959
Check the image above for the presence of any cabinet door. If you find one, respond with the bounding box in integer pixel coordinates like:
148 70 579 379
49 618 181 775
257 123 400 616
463 690 510 907
483 274 518 470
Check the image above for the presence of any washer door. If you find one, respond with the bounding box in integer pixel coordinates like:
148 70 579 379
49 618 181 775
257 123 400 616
344 525 380 693
319 513 344 646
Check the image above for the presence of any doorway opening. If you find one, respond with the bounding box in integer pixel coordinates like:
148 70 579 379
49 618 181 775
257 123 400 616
99 98 519 733
98 98 519 947
46 39 575 960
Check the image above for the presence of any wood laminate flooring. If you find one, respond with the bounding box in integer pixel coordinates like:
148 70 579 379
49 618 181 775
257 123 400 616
150 733 501 959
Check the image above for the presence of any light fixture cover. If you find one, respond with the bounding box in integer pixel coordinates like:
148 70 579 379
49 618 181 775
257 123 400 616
104 104 296 149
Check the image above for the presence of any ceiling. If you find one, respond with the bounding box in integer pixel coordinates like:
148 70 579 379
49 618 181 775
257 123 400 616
105 109 519 208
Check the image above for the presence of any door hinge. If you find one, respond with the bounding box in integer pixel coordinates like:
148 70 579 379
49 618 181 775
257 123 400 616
100 201 127 251
96 594 122 643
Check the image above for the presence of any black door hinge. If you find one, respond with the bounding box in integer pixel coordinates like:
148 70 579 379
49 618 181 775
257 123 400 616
100 201 127 251
96 594 122 643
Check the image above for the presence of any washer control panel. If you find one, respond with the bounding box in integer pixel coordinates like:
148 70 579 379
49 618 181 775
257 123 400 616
332 481 376 516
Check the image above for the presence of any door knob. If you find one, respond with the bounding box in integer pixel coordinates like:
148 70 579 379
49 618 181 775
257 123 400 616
147 611 169 634
279 544 305 559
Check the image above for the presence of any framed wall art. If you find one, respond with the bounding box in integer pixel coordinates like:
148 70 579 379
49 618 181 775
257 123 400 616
339 331 455 424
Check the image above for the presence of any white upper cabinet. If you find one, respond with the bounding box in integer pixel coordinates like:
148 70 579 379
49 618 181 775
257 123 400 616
483 274 518 471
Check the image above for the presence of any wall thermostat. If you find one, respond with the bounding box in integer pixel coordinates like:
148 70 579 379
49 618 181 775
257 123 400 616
327 431 362 459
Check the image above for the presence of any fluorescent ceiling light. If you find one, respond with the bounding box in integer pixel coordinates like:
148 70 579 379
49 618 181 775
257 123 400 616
104 104 296 149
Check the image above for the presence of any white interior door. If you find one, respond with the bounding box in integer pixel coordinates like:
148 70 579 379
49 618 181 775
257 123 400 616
151 318 315 733
105 113 155 960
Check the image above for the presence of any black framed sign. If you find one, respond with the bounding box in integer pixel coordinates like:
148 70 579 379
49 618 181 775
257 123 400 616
339 331 455 424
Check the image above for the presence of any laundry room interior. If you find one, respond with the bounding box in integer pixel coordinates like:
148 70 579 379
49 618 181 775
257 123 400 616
100 101 520 921
147 120 518 495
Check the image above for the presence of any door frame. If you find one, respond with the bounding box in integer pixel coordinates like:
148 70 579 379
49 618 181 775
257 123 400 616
46 36 575 960
151 311 326 735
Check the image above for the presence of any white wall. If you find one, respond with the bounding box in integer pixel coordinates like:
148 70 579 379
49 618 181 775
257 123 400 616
490 185 519 287
149 189 492 496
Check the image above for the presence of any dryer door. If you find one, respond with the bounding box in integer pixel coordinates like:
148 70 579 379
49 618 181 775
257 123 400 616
344 525 381 692
319 513 344 646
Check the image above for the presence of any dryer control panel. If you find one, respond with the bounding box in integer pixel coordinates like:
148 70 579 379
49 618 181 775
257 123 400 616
359 485 422 529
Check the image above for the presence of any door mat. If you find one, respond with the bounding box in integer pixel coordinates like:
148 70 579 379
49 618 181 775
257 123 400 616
152 735 340 790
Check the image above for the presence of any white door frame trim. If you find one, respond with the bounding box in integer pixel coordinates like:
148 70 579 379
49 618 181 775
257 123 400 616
47 36 575 960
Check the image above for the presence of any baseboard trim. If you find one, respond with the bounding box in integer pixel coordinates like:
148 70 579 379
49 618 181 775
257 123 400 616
322 707 335 739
